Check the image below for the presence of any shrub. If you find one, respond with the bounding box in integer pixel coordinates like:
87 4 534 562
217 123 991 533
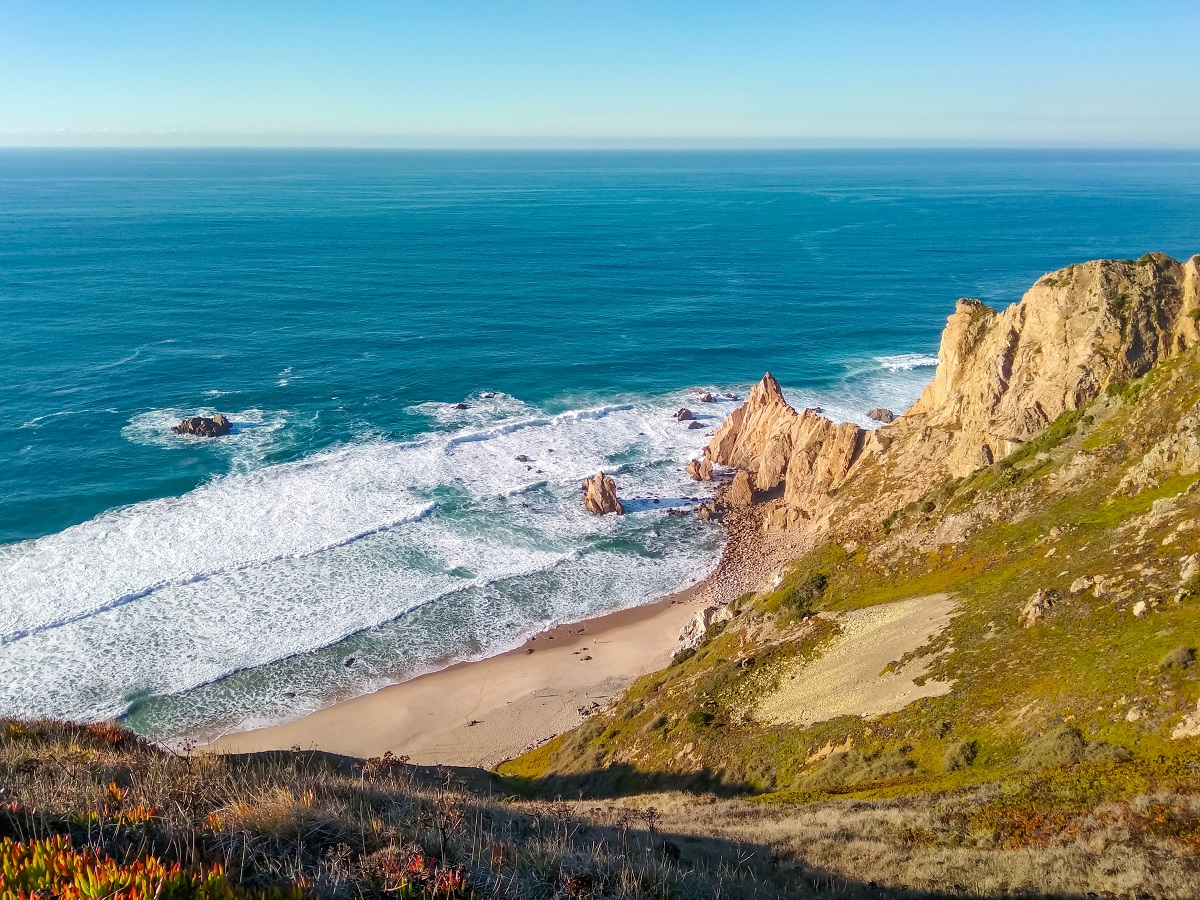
643 714 669 734
1017 725 1131 771
685 710 714 728
1159 647 1196 670
671 647 696 666
943 740 978 772
779 572 828 617
800 748 915 791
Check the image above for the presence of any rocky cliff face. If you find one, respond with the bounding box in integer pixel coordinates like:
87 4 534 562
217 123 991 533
706 253 1200 534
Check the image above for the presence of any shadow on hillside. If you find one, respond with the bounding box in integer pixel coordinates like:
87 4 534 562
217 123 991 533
501 760 751 800
211 749 1151 899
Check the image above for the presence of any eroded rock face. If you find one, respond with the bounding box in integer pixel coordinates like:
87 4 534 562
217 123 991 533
172 414 231 437
686 457 713 481
724 470 755 509
678 604 734 651
581 471 623 515
704 254 1200 535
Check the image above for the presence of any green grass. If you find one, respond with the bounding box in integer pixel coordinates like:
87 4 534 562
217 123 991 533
506 340 1200 810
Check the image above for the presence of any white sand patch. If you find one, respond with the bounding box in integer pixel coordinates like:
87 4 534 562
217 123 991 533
756 594 956 726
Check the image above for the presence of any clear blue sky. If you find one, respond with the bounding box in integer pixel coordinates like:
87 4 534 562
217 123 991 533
2 0 1197 147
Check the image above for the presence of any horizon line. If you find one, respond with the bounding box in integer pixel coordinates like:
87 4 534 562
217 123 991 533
3 143 1200 152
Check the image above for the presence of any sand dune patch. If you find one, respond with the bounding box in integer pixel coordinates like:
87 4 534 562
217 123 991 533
756 594 956 726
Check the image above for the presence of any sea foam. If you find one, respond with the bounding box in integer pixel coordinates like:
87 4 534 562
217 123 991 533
0 394 725 734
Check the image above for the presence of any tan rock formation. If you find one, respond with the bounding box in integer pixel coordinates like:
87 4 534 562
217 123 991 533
581 471 623 515
867 408 894 423
705 253 1200 535
686 457 713 481
724 471 755 509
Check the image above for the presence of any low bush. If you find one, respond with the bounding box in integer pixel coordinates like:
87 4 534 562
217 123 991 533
943 740 978 772
1159 646 1196 670
1017 726 1131 772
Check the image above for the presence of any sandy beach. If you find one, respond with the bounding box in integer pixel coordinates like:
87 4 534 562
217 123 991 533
211 501 808 768
211 589 705 768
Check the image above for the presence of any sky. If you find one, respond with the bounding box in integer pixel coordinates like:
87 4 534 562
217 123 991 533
2 0 1198 148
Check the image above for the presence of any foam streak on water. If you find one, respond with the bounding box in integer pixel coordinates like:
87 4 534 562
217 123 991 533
0 392 733 737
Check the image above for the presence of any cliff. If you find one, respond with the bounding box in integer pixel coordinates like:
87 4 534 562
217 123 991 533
707 253 1200 533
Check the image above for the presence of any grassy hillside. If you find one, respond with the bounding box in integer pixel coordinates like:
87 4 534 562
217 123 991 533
494 339 1200 895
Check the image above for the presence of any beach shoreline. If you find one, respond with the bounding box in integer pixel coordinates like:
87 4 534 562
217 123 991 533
211 502 809 768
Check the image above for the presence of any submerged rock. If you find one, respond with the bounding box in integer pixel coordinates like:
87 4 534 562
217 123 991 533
172 414 231 437
581 471 624 515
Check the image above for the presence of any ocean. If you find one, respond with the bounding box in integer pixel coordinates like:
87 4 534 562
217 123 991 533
2 149 1198 741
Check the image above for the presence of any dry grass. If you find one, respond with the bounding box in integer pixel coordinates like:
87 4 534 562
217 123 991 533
571 789 1200 898
0 718 821 899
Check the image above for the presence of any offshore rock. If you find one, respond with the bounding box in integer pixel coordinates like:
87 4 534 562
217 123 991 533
676 408 694 421
581 471 623 515
867 407 895 423
172 414 231 437
687 457 713 481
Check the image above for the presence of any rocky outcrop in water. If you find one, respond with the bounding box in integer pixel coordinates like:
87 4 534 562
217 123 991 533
705 254 1200 534
676 408 694 421
172 414 231 437
867 408 894 423
582 471 624 515
686 457 713 481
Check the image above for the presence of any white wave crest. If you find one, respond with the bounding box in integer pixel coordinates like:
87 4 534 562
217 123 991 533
0 394 720 728
874 353 940 372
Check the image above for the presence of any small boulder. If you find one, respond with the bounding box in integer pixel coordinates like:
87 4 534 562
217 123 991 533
1172 700 1200 740
515 454 530 462
678 604 734 650
1069 576 1095 594
453 402 469 410
675 408 694 421
867 408 895 424
172 414 232 437
724 470 755 509
1018 588 1058 628
581 471 623 515
687 421 704 429
1132 600 1149 618
686 458 713 481
696 501 719 521
698 393 716 403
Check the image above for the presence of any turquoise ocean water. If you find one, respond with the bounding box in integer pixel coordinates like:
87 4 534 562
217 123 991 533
2 150 1198 741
